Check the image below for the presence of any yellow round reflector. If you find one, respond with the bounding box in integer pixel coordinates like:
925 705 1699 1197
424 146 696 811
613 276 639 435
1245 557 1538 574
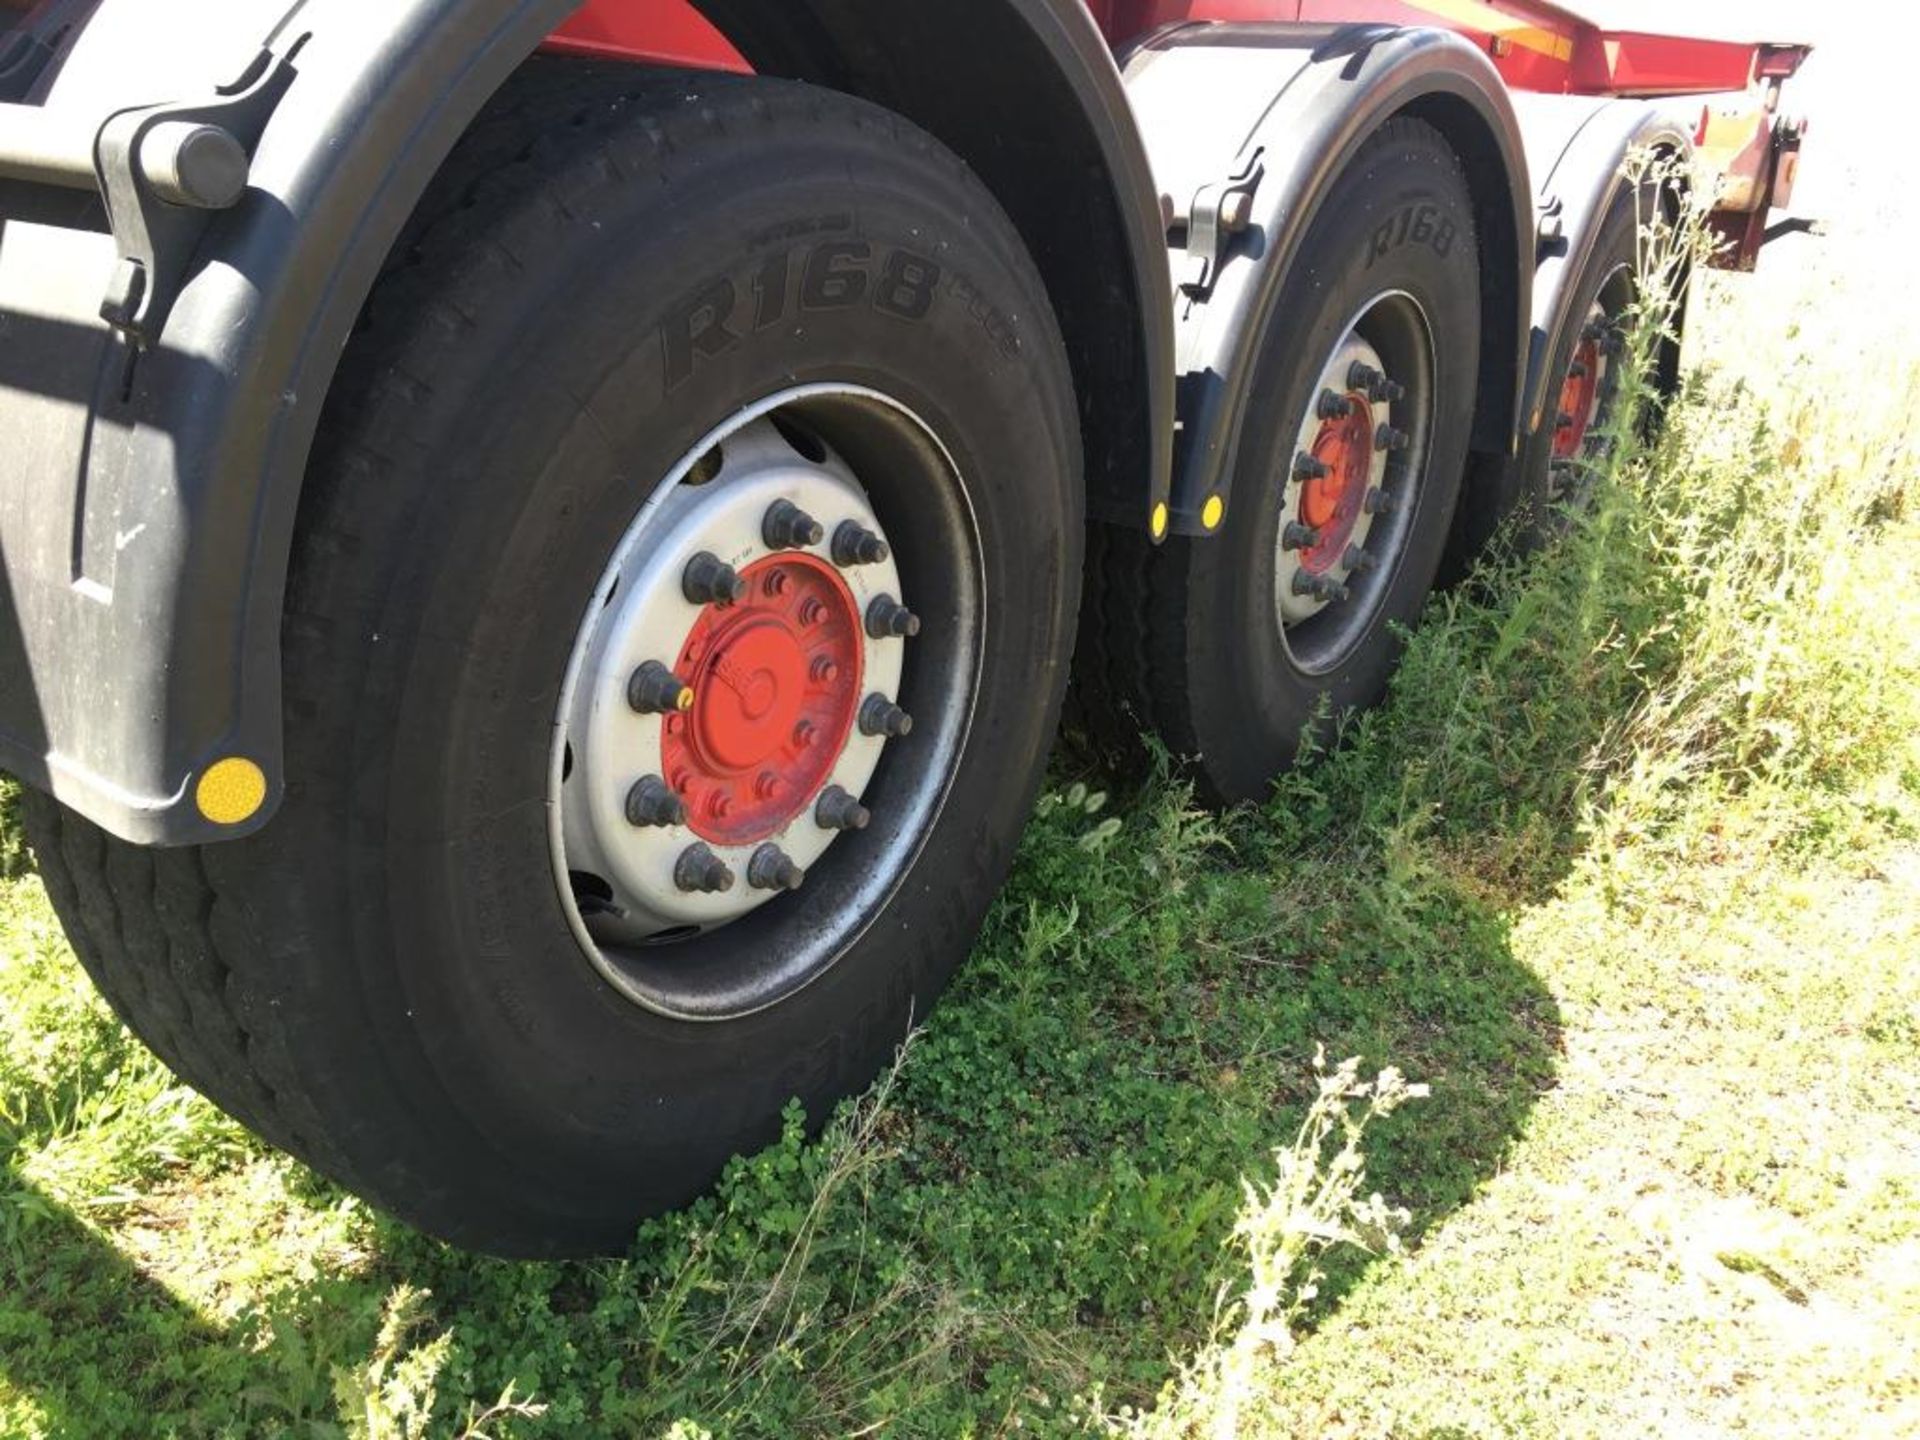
195 757 268 826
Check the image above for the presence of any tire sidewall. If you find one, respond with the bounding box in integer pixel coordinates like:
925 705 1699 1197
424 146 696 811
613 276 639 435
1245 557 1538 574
1513 182 1645 531
1182 122 1482 802
287 89 1081 1237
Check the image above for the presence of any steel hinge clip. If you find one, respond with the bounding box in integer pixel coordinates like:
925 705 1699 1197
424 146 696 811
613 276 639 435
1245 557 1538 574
94 31 306 347
1180 148 1266 299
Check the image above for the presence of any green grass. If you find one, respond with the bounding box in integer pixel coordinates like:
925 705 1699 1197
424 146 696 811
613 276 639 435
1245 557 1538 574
4 262 1918 1436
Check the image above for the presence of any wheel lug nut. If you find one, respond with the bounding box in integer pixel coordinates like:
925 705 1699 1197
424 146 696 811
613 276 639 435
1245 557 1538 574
754 771 782 800
793 720 817 749
1293 451 1331 482
1347 361 1382 392
799 597 827 626
1281 521 1321 551
1291 571 1350 602
866 595 921 639
707 792 731 820
628 660 694 715
859 694 913 738
683 551 747 606
1363 487 1396 516
816 785 872 832
748 843 805 892
1343 545 1378 573
763 571 791 598
832 520 890 567
625 775 687 828
1376 377 1406 404
809 657 840 685
1375 424 1409 452
674 843 735 894
1568 361 1589 379
1316 388 1355 421
763 499 825 550
1556 411 1576 431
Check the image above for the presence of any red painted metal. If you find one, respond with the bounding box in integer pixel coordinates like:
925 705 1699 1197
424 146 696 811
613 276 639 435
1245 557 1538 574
1297 393 1377 576
662 553 863 847
1552 333 1601 459
546 1 749 71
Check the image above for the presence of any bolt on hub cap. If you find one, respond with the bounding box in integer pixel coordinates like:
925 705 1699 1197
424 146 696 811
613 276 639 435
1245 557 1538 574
548 388 981 1019
1274 292 1435 672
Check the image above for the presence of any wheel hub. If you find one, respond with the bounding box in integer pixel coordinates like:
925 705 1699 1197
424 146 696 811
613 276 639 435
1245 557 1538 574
1553 326 1607 460
553 411 912 949
667 553 863 845
1298 388 1378 576
1270 292 1435 672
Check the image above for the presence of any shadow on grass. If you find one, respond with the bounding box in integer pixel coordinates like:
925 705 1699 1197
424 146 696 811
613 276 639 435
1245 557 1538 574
6 412 1694 1425
0 741 1571 1434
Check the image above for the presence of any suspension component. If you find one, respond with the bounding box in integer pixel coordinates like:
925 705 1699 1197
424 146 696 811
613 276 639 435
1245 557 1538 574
865 595 922 639
673 843 735 894
747 844 805 892
627 660 694 716
815 785 872 832
832 520 890 567
859 694 914 738
1281 520 1321 551
682 551 747 606
625 775 688 828
762 499 825 550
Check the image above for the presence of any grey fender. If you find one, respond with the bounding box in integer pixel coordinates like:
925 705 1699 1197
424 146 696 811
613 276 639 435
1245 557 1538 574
1121 23 1535 535
1509 91 1692 442
0 0 1173 846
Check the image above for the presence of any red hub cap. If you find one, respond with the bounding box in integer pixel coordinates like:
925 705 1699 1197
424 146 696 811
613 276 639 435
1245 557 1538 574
663 553 864 846
1554 335 1603 459
1299 390 1377 574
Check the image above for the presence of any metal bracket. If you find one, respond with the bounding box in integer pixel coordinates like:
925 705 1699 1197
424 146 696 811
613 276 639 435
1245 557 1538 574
1179 148 1265 299
94 36 304 346
1535 195 1567 257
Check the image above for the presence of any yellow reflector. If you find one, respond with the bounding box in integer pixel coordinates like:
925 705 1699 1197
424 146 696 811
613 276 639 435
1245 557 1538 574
1201 495 1225 530
195 757 267 826
1150 502 1170 539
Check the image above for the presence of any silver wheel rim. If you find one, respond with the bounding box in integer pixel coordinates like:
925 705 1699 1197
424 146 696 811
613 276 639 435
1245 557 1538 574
1273 290 1437 676
548 385 981 1020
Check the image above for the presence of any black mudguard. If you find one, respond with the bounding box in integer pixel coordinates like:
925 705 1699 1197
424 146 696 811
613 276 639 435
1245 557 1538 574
0 0 1173 846
1507 90 1692 440
1121 22 1535 537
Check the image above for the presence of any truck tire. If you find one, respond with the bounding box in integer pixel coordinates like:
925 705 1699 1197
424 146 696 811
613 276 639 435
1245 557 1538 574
1444 179 1650 570
1076 118 1479 803
1516 182 1648 536
23 65 1083 1256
